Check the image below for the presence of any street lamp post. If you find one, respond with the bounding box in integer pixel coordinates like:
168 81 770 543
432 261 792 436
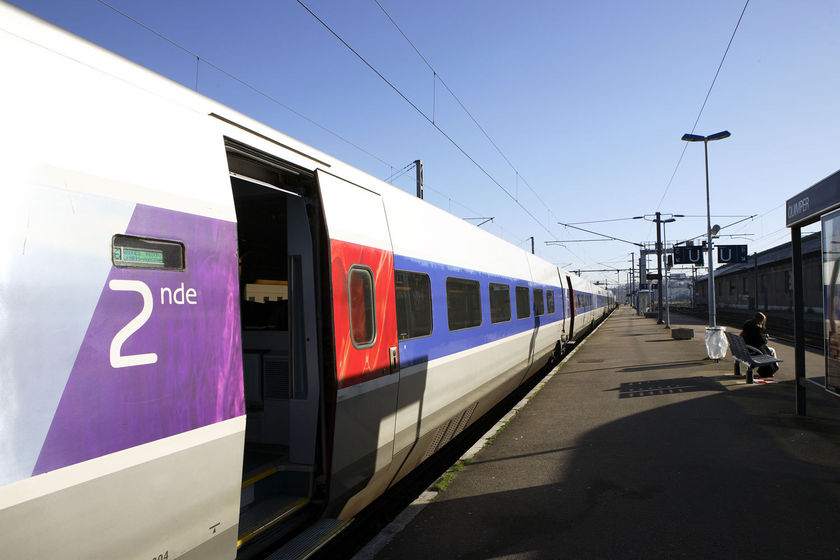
681 130 730 329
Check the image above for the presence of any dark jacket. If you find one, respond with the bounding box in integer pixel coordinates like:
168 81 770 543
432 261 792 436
742 320 769 352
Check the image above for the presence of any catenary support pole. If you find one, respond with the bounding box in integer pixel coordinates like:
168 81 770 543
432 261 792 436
414 159 423 199
656 212 663 324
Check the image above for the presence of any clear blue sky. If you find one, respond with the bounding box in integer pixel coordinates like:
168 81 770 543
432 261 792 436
10 0 840 286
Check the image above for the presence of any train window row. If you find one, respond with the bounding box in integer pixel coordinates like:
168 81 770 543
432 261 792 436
395 270 433 340
575 293 593 308
395 269 563 341
446 277 482 331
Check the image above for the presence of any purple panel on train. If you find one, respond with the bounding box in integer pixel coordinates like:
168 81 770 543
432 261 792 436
34 205 244 475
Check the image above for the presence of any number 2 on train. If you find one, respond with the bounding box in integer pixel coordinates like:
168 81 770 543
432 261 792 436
108 279 158 368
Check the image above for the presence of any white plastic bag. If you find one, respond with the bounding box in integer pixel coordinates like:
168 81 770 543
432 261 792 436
704 327 729 360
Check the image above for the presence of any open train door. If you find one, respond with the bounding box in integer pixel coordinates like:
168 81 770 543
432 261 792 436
565 275 576 340
316 171 400 517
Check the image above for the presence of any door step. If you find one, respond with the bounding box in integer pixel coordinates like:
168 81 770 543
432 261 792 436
238 496 310 548
264 518 352 560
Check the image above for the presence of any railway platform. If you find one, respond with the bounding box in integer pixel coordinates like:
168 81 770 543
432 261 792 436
361 306 840 559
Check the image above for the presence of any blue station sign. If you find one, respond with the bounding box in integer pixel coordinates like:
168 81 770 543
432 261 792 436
673 246 704 266
787 169 840 228
717 245 749 264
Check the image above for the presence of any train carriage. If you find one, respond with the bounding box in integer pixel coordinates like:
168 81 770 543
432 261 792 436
0 3 613 559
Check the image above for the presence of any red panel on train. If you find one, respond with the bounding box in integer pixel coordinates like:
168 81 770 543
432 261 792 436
330 238 398 388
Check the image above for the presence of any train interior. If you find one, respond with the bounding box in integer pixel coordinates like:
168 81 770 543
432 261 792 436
226 141 327 556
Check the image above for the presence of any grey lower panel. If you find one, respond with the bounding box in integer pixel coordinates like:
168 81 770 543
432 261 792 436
180 525 239 560
329 378 399 518
1 427 244 560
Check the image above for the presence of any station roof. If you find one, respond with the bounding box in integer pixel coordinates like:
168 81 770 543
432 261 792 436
695 232 821 282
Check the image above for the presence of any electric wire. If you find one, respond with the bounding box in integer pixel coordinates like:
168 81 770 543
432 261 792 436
93 1 507 241
656 0 750 210
296 0 556 238
95 0 393 169
384 161 416 183
372 0 556 219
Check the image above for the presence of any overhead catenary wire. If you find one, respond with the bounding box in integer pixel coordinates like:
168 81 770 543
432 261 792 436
92 1 514 244
94 0 394 170
656 0 750 210
372 0 556 219
384 161 416 183
295 0 557 239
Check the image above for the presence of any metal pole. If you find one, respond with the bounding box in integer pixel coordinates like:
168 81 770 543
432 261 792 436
414 159 423 199
638 248 645 314
692 265 696 310
792 226 806 416
530 236 535 255
704 141 716 328
656 212 663 323
664 222 670 328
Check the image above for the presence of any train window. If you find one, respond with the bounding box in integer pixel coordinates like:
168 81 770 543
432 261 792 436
533 288 545 316
112 235 184 270
547 290 555 314
395 270 433 340
348 266 376 348
515 286 530 319
446 277 481 331
489 283 511 323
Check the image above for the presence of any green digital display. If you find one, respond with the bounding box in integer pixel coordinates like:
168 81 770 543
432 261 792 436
112 235 184 270
116 247 164 265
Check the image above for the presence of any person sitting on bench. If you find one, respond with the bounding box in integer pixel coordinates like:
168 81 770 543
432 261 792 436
741 312 778 376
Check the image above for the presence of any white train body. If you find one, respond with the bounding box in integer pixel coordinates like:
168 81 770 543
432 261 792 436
0 3 614 558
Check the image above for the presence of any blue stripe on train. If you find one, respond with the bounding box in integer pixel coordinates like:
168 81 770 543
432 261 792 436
393 254 601 367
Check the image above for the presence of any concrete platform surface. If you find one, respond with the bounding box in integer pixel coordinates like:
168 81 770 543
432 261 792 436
369 306 840 560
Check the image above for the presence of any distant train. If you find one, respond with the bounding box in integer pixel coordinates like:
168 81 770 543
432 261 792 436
0 4 614 559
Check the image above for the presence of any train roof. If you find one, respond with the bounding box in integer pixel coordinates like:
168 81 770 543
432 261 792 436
0 1 611 294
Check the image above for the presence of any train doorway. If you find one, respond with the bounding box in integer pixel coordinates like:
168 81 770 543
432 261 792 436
565 276 576 340
226 140 328 557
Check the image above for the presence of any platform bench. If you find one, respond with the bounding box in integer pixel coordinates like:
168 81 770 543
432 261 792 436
724 331 782 384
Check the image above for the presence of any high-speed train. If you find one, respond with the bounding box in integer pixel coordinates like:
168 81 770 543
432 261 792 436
0 3 614 559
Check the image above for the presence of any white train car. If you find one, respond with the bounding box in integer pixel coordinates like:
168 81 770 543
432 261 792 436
0 3 613 559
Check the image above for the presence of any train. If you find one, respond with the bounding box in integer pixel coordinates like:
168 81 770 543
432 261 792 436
0 4 615 559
